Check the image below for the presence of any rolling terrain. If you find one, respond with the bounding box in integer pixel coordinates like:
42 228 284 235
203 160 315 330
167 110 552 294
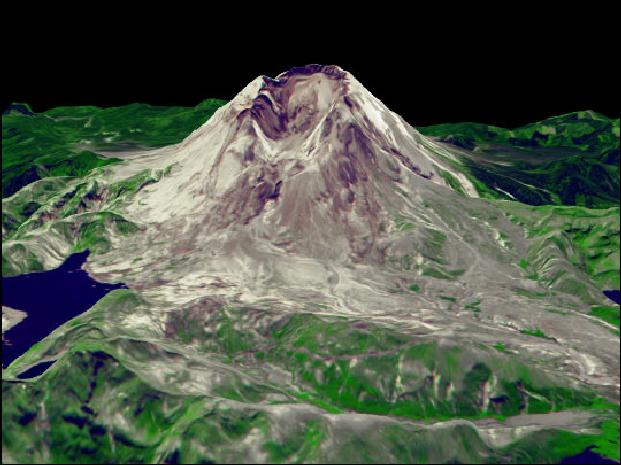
419 111 620 207
2 65 619 464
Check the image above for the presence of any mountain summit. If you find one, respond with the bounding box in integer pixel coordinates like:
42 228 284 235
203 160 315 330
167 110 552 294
2 65 619 464
122 65 475 262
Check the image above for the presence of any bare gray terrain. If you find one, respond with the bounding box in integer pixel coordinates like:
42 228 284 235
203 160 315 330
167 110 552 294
2 65 619 464
2 306 27 336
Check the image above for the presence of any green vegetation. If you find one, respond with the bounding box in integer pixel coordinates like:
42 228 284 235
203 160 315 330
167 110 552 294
421 228 447 263
2 349 279 464
10 347 614 463
166 307 259 357
590 305 620 329
1 242 44 276
3 104 620 463
422 265 464 280
422 266 452 279
75 215 129 251
514 288 549 299
500 203 620 295
394 216 414 231
2 177 75 238
437 168 466 196
497 418 620 463
520 328 548 338
4 307 619 463
465 299 481 314
420 111 619 153
3 99 225 197
290 391 343 414
420 111 620 207
106 168 171 204
270 313 409 357
284 341 597 422
264 420 326 463
260 314 601 421
2 167 169 276
154 309 611 424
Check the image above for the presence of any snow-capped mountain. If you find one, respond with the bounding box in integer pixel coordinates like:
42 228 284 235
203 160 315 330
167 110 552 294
2 64 619 464
115 65 473 261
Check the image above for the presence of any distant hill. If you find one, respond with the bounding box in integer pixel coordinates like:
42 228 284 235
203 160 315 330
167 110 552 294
419 111 620 207
2 99 226 198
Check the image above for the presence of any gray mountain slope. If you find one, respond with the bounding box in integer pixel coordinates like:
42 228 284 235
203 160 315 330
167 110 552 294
2 65 619 464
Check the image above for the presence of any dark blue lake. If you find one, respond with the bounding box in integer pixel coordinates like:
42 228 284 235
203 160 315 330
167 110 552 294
16 360 56 379
560 446 619 464
2 251 126 368
603 290 620 305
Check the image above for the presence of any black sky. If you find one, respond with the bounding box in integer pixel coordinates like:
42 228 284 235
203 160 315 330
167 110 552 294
2 14 619 129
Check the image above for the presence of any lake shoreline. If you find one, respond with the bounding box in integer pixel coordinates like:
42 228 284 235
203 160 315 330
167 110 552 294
2 250 126 368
